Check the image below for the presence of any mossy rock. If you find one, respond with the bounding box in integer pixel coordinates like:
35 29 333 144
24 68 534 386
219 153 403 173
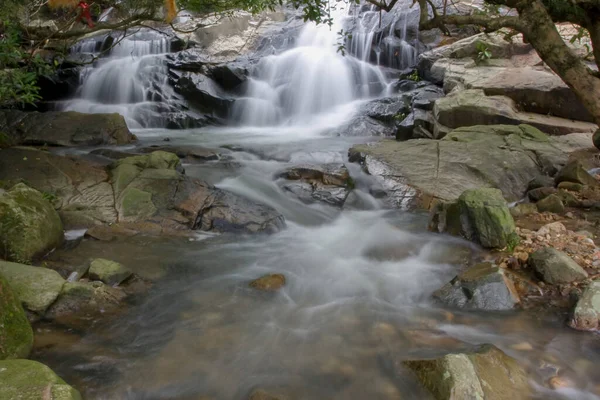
0 359 82 400
88 258 132 286
111 163 141 197
112 151 181 171
0 261 65 314
555 161 598 186
456 188 517 249
0 183 64 263
404 344 530 400
536 194 565 214
0 273 33 360
518 124 549 142
118 187 156 220
249 274 286 291
510 203 538 218
0 131 14 149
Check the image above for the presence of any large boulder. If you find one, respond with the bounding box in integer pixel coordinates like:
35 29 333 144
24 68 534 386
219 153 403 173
429 188 517 249
169 70 234 118
0 109 134 147
0 274 33 360
433 263 519 311
569 281 600 331
433 89 596 137
0 261 66 315
404 344 530 400
349 125 590 209
528 247 588 284
0 183 64 263
0 359 82 400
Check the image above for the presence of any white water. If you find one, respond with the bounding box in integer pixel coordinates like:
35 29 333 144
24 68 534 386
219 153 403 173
232 5 391 127
63 31 174 128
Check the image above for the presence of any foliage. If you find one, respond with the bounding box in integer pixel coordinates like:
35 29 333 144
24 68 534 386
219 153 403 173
475 42 492 64
0 24 53 108
407 70 420 82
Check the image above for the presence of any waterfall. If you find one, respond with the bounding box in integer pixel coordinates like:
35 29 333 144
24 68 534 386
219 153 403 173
232 5 393 127
64 30 175 128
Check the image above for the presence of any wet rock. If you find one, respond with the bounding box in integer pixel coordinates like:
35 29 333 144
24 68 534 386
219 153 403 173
0 261 65 314
569 281 600 331
249 274 286 292
206 61 249 90
278 164 352 207
430 188 518 249
0 109 134 147
557 181 584 192
88 258 132 286
404 344 530 400
555 161 599 186
0 183 63 263
0 359 81 400
360 96 409 124
45 281 127 322
557 189 580 207
527 176 555 191
433 263 520 310
527 187 556 202
536 194 565 214
0 274 33 360
510 203 538 218
395 113 415 141
140 145 220 162
169 70 233 118
529 247 588 284
350 125 585 207
90 148 138 160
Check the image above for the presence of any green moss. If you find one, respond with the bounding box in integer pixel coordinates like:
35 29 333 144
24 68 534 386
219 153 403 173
518 124 549 142
119 187 156 219
0 274 33 360
111 163 141 197
0 131 13 149
147 151 181 170
88 258 132 286
0 359 82 400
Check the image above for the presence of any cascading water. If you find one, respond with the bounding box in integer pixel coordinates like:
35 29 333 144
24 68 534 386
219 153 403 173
232 5 392 127
63 30 176 128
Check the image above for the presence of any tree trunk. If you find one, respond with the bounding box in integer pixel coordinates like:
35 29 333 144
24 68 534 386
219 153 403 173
517 0 600 142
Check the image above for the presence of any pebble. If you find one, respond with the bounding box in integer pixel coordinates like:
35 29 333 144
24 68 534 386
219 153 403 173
548 375 574 390
510 342 534 351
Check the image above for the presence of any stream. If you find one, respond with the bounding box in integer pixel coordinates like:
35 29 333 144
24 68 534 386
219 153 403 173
33 4 600 400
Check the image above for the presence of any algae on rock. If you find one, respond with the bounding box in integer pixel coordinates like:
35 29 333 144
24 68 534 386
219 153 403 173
0 273 33 360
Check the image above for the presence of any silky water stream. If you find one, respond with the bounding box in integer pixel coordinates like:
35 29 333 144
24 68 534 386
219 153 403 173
34 6 600 400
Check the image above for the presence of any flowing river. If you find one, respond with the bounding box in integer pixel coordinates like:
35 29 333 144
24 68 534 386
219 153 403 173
33 4 600 400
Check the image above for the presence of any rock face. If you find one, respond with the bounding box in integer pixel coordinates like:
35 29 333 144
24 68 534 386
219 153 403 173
349 125 590 209
0 273 33 360
278 164 353 207
88 259 132 286
430 189 517 249
0 359 82 400
528 247 588 284
0 109 134 147
433 263 519 311
0 148 285 235
0 183 64 263
0 261 65 315
569 281 600 331
404 344 530 400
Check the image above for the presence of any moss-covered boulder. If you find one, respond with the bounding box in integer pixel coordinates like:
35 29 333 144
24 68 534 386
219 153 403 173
536 194 565 214
0 183 64 263
0 274 33 360
0 261 65 314
430 188 517 249
88 258 132 286
404 344 530 400
0 359 81 400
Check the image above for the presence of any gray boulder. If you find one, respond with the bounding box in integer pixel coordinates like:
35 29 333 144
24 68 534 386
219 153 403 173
433 263 520 310
555 161 599 186
569 281 600 331
529 247 588 284
278 164 353 207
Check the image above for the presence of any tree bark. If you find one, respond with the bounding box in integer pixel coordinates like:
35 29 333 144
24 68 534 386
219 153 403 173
516 0 600 129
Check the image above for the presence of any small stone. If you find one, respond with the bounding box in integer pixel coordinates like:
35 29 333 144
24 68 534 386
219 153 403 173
510 342 533 351
536 195 565 214
548 375 574 390
510 203 538 218
537 222 567 236
557 181 584 192
565 212 575 219
569 281 600 331
88 258 132 286
529 247 588 284
249 274 286 292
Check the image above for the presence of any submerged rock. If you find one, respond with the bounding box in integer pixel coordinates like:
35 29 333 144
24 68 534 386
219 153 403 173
249 274 286 292
0 359 82 400
528 247 588 284
88 258 132 286
0 109 134 147
433 263 520 311
0 261 65 315
0 274 33 360
569 281 600 331
0 183 64 263
404 344 530 400
430 188 517 249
